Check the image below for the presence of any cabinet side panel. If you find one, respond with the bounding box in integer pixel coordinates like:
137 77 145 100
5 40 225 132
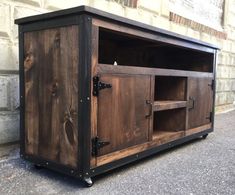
23 25 79 168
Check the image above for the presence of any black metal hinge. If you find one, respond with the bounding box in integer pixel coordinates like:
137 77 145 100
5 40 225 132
93 76 112 96
92 137 110 156
206 111 213 122
208 80 215 90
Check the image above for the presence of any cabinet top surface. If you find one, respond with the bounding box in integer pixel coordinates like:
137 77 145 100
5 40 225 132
15 5 218 50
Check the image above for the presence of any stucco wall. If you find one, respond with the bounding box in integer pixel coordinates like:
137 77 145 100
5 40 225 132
0 0 234 144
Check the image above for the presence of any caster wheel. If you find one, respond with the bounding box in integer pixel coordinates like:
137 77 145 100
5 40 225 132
202 134 208 139
34 164 43 170
84 177 93 187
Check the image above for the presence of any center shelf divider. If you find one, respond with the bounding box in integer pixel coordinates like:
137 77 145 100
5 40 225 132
153 101 187 111
97 63 213 78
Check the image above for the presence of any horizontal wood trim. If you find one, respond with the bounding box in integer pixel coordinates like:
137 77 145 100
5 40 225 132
92 18 215 53
152 130 184 144
96 123 211 166
153 101 187 111
97 64 213 78
185 123 212 136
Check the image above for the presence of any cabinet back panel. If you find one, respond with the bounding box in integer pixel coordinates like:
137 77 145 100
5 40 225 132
24 26 79 168
153 108 186 132
155 76 186 101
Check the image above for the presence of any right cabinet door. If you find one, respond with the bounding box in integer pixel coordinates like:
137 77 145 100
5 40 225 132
188 78 214 129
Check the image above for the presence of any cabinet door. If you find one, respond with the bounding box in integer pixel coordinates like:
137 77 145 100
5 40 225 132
188 78 213 129
97 74 152 156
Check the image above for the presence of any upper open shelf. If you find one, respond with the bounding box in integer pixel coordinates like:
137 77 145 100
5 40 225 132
98 27 214 73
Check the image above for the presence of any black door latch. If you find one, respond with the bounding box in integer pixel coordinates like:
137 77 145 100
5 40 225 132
93 76 112 96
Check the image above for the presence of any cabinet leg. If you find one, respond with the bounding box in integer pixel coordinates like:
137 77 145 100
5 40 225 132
202 134 208 139
84 177 93 187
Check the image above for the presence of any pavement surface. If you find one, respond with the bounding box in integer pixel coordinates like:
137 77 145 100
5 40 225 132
0 110 235 195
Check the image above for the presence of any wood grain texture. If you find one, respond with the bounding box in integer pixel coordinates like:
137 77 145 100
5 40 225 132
153 101 187 111
24 26 79 168
96 122 211 166
97 64 213 78
90 25 99 168
187 78 213 129
97 74 151 156
152 130 184 144
92 18 215 53
185 123 212 136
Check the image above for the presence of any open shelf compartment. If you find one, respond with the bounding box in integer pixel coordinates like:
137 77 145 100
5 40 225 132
98 27 214 72
152 108 186 143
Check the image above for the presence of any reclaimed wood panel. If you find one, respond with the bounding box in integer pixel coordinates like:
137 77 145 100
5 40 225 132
97 74 151 156
24 26 79 168
187 78 213 129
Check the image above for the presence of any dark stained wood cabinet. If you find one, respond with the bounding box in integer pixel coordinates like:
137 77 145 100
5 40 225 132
15 6 218 187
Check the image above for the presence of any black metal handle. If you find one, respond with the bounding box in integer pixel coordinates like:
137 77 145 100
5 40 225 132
145 100 152 118
188 96 195 110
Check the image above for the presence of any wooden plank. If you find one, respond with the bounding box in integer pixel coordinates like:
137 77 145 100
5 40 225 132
152 131 184 144
24 30 40 156
96 124 211 166
148 76 155 141
97 74 151 156
97 64 213 78
90 25 99 168
24 26 78 168
153 101 187 111
57 26 78 168
185 123 212 136
92 18 215 53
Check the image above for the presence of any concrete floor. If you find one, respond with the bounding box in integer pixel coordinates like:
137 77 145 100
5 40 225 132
0 110 235 195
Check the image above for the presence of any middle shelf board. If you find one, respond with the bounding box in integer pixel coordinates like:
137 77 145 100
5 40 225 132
97 64 213 78
153 100 187 111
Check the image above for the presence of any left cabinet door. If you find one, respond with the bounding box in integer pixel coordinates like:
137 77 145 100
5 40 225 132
24 26 79 168
96 74 152 156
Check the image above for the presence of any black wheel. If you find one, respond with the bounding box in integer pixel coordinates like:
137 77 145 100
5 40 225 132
34 164 43 170
84 177 93 187
202 134 208 139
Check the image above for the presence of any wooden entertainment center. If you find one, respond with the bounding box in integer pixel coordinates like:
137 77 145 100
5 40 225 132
15 6 218 186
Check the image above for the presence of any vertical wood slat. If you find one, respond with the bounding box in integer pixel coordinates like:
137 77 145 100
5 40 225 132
24 26 79 168
90 25 99 168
